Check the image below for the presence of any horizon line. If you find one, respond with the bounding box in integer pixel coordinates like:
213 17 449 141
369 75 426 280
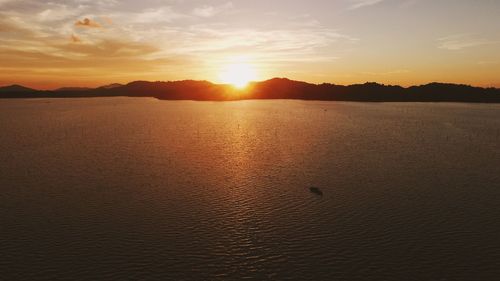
2 78 500 91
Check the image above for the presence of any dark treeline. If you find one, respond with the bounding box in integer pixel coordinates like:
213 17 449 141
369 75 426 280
1 78 499 103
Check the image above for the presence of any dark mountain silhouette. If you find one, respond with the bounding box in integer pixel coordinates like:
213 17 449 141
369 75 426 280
98 83 124 90
107 80 234 100
0 84 42 98
0 78 499 103
0 84 37 93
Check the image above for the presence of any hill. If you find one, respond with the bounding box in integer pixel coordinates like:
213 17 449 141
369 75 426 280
0 85 37 93
0 79 499 103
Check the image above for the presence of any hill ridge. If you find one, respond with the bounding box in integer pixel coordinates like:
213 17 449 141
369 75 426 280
1 79 499 103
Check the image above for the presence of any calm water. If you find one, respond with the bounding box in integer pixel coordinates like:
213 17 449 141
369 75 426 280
0 98 499 280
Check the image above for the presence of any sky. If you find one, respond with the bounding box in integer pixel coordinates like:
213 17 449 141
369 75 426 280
0 0 499 89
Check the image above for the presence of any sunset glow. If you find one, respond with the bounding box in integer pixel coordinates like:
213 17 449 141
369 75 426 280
0 0 499 89
219 62 257 88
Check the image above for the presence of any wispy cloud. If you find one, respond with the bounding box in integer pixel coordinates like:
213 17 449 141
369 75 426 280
349 0 385 10
437 34 494 51
192 2 233 18
0 0 357 84
0 0 18 6
71 34 81 43
130 7 187 24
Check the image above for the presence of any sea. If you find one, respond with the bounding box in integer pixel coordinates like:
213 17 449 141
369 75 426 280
1 98 499 280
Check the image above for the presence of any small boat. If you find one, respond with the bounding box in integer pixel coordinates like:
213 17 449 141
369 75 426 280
309 187 323 196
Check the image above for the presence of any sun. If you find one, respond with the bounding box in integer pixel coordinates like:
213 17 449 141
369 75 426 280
219 62 257 89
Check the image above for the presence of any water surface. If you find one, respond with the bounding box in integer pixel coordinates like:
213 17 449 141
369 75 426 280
1 98 499 280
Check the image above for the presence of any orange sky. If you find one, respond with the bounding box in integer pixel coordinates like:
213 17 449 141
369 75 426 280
1 0 499 90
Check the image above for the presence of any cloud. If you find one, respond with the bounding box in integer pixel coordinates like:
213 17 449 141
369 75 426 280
37 4 83 22
0 17 36 36
349 0 385 10
0 44 183 89
0 0 15 6
128 7 187 24
0 0 359 85
192 2 233 18
437 34 493 51
71 34 81 43
59 39 159 58
179 26 356 54
0 18 21 32
75 18 101 28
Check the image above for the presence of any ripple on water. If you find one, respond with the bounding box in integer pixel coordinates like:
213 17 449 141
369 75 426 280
0 99 499 280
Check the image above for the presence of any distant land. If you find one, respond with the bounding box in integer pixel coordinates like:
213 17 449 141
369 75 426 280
1 78 499 103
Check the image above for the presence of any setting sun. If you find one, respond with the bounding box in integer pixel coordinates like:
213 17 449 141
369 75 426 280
219 62 257 88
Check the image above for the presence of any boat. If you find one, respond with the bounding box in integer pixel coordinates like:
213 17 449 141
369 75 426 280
309 187 323 196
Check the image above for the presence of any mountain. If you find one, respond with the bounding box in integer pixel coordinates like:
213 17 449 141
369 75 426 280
0 84 37 93
0 84 41 98
98 83 124 90
54 84 124 92
0 79 499 103
108 80 234 100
